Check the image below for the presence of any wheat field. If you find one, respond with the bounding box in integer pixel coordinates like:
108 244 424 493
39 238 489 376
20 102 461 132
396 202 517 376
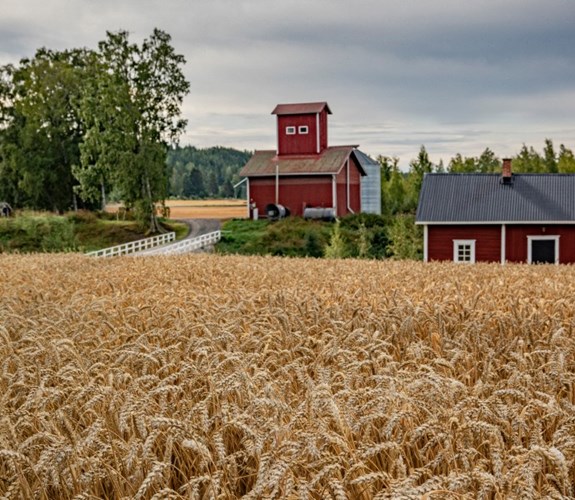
1 254 575 499
106 200 248 220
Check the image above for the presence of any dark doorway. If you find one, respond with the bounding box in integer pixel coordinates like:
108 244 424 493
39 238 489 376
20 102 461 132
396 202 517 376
531 239 556 264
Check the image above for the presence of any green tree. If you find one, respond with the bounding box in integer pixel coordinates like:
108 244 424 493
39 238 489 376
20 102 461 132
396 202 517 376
513 144 544 173
324 219 349 259
448 153 477 173
377 155 395 182
477 148 500 173
76 29 190 232
558 144 575 173
386 164 407 215
166 145 251 198
386 214 423 260
543 138 558 173
404 146 433 211
448 148 500 173
0 49 89 211
182 167 205 198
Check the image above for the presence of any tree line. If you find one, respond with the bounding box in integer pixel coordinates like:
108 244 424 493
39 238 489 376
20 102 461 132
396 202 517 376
379 140 575 216
0 29 189 232
166 145 251 199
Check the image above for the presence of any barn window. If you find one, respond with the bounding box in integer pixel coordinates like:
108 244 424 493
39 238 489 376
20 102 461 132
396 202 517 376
286 126 296 135
298 125 309 134
453 240 475 263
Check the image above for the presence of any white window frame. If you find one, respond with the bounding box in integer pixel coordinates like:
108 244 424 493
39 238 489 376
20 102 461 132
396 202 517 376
286 126 296 135
527 235 559 264
298 125 309 134
453 239 476 263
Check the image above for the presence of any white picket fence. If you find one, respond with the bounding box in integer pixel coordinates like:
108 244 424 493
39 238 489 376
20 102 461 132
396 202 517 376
86 232 176 258
137 230 221 256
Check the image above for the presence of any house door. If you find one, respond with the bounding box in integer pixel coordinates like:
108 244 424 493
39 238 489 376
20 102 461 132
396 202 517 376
529 236 558 264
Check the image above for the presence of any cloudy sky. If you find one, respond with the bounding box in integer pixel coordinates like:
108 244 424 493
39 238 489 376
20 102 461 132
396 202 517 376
1 0 574 168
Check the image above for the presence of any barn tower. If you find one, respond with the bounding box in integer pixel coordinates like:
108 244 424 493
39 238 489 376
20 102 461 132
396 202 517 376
272 102 331 156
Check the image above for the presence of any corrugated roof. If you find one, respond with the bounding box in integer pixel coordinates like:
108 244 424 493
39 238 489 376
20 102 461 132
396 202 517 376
416 173 575 223
354 149 379 167
240 146 365 177
271 102 332 115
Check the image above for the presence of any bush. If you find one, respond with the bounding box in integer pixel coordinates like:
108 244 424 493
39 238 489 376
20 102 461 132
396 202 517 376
0 215 78 253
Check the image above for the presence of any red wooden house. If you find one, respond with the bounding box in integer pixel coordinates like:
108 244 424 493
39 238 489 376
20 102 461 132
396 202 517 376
239 102 367 218
416 159 575 264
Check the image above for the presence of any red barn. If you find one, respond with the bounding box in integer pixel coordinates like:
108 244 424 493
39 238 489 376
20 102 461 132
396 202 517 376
416 159 575 264
239 102 367 218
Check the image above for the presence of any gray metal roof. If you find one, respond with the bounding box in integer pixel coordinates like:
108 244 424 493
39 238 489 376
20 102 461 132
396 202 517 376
416 173 575 223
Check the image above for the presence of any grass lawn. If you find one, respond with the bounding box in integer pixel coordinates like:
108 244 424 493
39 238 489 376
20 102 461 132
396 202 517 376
0 211 189 253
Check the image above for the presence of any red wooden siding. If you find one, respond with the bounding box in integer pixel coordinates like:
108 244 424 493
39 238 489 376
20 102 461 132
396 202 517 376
277 114 318 155
335 156 361 217
319 109 328 152
249 176 333 217
428 225 501 262
248 155 362 218
505 225 575 264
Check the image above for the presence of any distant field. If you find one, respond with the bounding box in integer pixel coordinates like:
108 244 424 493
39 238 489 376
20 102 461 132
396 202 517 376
2 255 575 498
107 199 247 219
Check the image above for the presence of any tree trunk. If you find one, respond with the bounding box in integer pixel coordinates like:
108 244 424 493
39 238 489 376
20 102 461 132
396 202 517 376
145 173 163 234
101 181 107 211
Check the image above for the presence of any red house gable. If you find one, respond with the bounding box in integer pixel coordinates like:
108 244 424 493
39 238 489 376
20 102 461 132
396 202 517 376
272 102 332 156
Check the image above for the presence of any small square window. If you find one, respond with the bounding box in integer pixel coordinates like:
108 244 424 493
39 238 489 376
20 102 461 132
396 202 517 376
298 125 309 134
286 126 296 135
453 240 476 263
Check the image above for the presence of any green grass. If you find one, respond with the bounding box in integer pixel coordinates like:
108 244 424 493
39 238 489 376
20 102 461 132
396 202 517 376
217 218 332 257
216 213 397 259
0 211 189 253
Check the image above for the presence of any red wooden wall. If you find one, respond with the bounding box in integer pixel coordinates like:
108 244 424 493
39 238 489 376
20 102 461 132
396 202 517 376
427 224 575 263
248 156 362 218
276 109 328 156
335 156 361 217
249 176 333 217
427 225 501 262
506 225 575 264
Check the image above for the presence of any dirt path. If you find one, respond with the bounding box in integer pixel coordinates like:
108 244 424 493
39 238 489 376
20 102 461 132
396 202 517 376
180 219 221 239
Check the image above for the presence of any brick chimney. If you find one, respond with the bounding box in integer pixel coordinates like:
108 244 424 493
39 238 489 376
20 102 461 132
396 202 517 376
501 158 511 181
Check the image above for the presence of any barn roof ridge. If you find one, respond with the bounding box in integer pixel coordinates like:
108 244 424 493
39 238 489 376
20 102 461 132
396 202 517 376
271 102 332 115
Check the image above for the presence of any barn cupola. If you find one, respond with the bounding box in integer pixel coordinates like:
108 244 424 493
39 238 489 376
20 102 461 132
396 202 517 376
272 102 332 156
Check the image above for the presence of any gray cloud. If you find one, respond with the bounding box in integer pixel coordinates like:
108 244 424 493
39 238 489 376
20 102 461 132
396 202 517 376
1 0 574 167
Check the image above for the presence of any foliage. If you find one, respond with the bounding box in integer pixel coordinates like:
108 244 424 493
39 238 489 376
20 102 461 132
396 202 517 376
219 214 391 260
324 219 349 259
558 144 575 173
0 213 78 252
0 211 179 253
339 213 388 259
216 219 269 255
75 29 190 232
0 49 91 212
218 218 331 258
0 29 189 232
386 214 423 260
448 148 500 173
166 145 252 199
